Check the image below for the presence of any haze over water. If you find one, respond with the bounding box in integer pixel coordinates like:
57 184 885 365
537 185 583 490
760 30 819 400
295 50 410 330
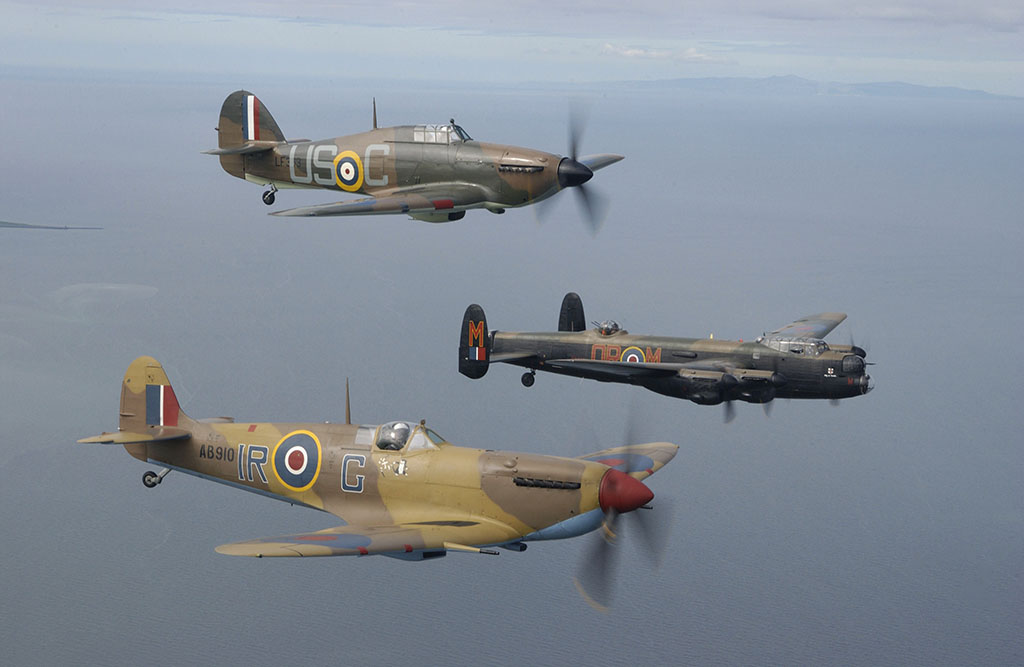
1 71 1021 665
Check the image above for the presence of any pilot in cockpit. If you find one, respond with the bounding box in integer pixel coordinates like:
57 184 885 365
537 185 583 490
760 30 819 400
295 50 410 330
377 421 411 451
596 320 621 336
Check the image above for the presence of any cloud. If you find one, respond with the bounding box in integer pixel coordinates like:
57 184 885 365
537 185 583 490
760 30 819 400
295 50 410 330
601 44 673 59
601 43 732 64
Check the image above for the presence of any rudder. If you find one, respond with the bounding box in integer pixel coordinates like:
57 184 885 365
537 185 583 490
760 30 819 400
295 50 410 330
214 90 286 178
120 356 194 433
459 304 490 379
558 292 586 332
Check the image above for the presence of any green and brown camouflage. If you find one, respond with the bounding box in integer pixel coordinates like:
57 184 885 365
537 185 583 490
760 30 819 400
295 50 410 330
205 91 622 223
80 357 676 560
460 293 873 412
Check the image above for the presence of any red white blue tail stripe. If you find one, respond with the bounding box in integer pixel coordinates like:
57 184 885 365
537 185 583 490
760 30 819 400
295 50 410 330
242 94 260 141
146 384 180 426
470 347 487 361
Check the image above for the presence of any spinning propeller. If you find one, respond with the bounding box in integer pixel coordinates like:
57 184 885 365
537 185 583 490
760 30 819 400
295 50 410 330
539 105 616 235
573 410 673 611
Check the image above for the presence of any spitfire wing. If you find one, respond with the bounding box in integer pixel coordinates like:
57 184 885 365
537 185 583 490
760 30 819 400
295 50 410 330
215 520 521 558
768 313 847 339
576 442 679 481
269 184 492 218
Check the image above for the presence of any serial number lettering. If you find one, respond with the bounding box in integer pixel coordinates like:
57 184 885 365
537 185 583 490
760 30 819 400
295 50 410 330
199 444 235 462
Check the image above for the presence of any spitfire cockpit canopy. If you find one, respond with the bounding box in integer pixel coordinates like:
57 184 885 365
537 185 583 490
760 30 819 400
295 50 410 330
408 123 472 145
375 421 448 452
756 335 830 356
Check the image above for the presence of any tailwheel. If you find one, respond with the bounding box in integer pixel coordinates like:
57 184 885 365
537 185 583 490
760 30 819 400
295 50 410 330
262 183 278 206
521 371 536 388
142 469 170 489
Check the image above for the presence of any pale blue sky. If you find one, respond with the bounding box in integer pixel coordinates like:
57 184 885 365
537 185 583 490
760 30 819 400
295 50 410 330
3 0 1022 95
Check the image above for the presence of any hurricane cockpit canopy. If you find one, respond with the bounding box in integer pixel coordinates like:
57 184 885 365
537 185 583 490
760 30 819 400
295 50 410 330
374 421 448 452
755 335 830 356
449 119 472 141
409 122 472 145
595 320 622 336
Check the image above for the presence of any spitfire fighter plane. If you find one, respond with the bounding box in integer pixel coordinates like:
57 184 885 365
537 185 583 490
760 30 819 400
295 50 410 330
204 91 622 229
460 293 872 419
81 357 676 588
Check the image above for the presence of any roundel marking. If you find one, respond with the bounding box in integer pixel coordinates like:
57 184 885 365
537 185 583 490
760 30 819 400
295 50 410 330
272 430 322 492
621 346 646 363
333 150 364 191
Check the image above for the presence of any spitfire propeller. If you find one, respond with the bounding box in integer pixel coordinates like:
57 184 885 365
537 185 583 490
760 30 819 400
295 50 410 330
573 409 673 610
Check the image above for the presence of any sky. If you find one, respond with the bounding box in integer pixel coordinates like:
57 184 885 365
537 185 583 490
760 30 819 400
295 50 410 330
2 0 1023 95
1 3 1023 666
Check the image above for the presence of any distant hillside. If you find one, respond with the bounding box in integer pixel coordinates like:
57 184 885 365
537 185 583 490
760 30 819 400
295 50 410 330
612 75 1018 101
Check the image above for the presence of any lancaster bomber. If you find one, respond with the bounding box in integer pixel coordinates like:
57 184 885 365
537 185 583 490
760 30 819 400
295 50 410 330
205 91 622 230
460 293 872 420
81 357 675 606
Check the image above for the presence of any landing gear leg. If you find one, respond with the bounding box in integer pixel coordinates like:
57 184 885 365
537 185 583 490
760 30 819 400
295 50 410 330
521 371 536 388
262 183 278 206
142 468 170 489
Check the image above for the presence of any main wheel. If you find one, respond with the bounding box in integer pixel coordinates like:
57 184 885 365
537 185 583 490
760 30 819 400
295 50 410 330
142 471 160 488
521 372 535 387
262 191 276 205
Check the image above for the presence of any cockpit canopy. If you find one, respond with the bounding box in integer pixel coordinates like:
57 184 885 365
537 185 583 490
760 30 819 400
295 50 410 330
756 335 830 356
374 421 448 452
410 122 472 145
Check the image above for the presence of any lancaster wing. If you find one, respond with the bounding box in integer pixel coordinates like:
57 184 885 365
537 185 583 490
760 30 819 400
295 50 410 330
215 520 521 558
768 313 847 339
540 358 682 379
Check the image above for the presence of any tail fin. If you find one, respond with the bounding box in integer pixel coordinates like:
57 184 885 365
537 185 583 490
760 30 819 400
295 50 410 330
459 304 491 379
119 356 194 433
209 90 286 177
558 292 586 332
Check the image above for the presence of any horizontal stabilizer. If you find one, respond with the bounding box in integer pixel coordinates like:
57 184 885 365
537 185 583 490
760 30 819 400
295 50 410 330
577 442 679 480
202 140 279 156
78 426 191 445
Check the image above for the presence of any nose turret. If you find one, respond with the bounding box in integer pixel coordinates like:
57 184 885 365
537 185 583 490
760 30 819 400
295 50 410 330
598 468 653 514
557 157 594 189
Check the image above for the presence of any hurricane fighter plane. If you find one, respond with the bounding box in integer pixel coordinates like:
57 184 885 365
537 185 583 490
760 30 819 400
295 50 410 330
204 91 622 230
460 293 872 420
80 357 675 602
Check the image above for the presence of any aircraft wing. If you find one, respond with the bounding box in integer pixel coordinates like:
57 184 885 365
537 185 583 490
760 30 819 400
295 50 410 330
576 442 679 481
541 358 683 379
215 520 521 558
768 312 847 339
269 184 492 218
578 153 624 172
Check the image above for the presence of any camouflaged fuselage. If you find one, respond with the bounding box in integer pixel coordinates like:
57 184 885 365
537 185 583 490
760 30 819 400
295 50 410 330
490 328 871 403
237 129 563 211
